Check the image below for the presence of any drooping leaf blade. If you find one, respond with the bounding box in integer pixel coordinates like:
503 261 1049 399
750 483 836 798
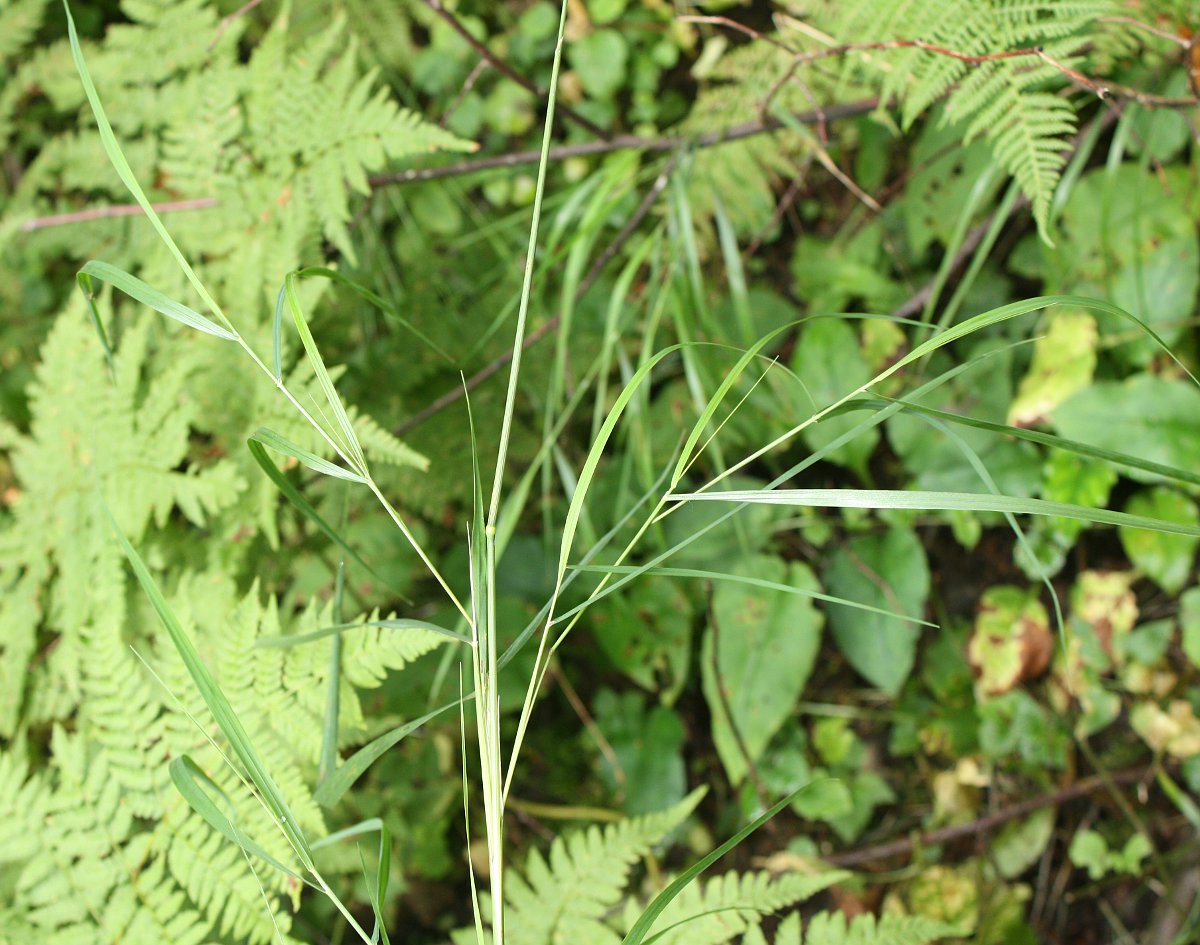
77 260 238 341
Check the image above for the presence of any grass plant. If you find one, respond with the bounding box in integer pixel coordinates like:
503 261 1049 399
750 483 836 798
58 0 1200 942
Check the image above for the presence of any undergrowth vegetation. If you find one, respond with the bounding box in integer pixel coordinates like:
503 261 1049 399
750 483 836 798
3 1 1200 943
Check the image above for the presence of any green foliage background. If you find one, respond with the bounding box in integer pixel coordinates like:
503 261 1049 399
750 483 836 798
2 1 1200 943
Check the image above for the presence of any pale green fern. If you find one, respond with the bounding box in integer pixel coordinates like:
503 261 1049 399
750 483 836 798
4 0 473 301
790 0 1117 237
765 910 962 945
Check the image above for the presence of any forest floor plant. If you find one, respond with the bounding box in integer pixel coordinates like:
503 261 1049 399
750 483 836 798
60 1 1200 943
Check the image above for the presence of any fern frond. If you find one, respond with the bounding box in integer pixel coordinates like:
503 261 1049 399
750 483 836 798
502 790 705 945
796 0 1116 238
0 0 48 62
629 869 850 945
795 911 962 945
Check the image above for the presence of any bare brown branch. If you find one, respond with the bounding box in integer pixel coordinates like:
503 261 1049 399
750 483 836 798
825 764 1156 869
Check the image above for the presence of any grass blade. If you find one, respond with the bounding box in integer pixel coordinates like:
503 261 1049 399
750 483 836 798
250 427 368 483
319 563 346 786
257 618 469 649
621 785 813 945
670 488 1200 538
310 817 392 945
169 756 311 884
314 700 461 808
296 266 454 362
77 260 238 341
852 397 1200 489
571 564 937 627
281 271 366 472
64 0 229 328
246 437 388 591
109 508 313 867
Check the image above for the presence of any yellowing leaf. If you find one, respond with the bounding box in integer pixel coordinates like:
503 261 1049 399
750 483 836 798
1007 310 1097 427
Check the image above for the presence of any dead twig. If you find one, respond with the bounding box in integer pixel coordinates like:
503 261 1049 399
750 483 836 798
208 0 265 50
824 764 1155 869
15 100 879 235
682 14 1200 110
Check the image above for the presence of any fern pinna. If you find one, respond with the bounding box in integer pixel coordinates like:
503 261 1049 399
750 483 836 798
772 2 1118 239
0 1 463 942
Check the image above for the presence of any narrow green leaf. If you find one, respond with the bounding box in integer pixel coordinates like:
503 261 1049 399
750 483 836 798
572 564 937 627
77 260 238 340
670 488 1200 538
75 269 115 376
850 398 1200 490
272 284 286 381
672 326 792 488
622 784 813 945
64 1 229 327
309 817 392 945
169 756 311 884
314 701 460 808
109 510 313 866
318 563 346 786
250 427 368 483
257 618 468 649
283 271 365 471
246 437 390 592
296 266 454 362
558 345 683 581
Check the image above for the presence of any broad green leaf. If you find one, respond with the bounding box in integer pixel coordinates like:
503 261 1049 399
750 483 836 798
1072 570 1137 654
791 318 878 475
569 29 627 99
77 261 238 341
1119 488 1200 594
1007 309 1096 427
823 526 929 694
991 808 1056 879
1110 236 1198 365
1052 377 1200 483
249 427 368 483
701 555 823 785
589 577 693 704
978 690 1068 767
1180 588 1200 670
1131 699 1200 759
593 690 687 815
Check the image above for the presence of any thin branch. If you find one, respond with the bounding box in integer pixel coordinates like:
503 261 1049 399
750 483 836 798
422 0 610 140
824 764 1156 869
18 197 217 232
393 152 679 437
368 98 880 187
14 100 879 235
209 0 266 50
682 14 1200 109
1097 15 1194 48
